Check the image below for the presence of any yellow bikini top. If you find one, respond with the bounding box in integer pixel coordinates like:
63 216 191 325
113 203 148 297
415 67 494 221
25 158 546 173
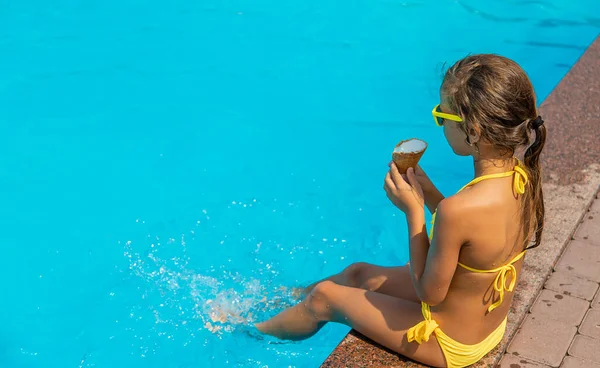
429 163 529 312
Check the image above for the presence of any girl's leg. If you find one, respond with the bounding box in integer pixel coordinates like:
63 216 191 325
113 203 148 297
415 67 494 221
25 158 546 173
256 281 446 368
302 263 419 302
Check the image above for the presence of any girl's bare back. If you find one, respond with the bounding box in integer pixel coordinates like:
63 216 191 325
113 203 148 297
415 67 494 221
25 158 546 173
430 173 527 345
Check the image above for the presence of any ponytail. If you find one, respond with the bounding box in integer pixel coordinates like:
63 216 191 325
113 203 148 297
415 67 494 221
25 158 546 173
523 117 546 249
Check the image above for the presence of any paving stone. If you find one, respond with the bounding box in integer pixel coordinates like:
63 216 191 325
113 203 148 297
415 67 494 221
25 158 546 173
544 271 599 301
507 314 577 367
568 334 600 364
573 214 600 246
530 289 589 326
593 289 600 309
499 354 550 367
554 241 600 282
579 309 600 339
561 356 598 368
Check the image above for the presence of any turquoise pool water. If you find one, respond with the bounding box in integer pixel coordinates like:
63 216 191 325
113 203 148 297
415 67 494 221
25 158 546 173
1 0 598 367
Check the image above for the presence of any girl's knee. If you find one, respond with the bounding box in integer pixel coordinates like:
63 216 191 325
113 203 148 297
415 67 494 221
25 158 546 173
306 281 338 320
342 262 371 287
310 280 337 299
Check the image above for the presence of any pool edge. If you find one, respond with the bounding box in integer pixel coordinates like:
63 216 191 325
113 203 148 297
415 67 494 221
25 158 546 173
321 35 600 368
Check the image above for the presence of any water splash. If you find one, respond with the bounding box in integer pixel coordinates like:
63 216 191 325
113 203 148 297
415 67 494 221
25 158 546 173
111 198 360 365
120 226 300 346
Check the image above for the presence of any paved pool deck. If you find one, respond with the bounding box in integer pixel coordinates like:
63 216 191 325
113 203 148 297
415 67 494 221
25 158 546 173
500 196 600 368
322 36 600 368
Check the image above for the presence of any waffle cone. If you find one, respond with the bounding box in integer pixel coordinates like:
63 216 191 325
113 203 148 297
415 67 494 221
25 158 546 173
392 138 427 174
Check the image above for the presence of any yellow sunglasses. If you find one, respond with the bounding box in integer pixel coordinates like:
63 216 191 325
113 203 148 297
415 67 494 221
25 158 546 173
432 104 463 126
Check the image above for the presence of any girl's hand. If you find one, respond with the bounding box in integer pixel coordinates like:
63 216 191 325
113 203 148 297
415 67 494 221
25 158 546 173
413 165 436 194
384 164 425 216
388 162 434 194
388 162 444 214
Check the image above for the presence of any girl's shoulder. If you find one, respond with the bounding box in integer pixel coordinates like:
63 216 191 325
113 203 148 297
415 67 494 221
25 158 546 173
438 184 506 226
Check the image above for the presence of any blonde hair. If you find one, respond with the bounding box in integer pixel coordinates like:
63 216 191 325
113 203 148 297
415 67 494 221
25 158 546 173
442 54 546 249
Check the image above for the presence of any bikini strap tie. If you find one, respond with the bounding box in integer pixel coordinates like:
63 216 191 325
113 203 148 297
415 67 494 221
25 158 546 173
513 164 528 196
488 264 518 313
407 303 439 344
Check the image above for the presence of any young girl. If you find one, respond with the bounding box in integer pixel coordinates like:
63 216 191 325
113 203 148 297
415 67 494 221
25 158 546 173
255 54 546 368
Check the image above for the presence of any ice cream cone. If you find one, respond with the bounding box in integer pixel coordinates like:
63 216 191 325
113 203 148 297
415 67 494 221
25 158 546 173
392 138 427 174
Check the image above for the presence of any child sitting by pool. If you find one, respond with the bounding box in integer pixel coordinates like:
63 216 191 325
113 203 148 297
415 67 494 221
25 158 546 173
255 54 546 368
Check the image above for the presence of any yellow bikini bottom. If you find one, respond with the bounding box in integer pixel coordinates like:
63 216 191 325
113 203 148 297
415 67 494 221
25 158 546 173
407 303 507 368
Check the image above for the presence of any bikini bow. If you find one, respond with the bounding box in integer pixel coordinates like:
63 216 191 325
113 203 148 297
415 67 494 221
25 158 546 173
407 303 439 344
487 264 518 313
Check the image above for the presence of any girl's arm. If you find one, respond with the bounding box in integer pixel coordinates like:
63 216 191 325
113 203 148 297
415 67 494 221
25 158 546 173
384 164 464 305
406 198 464 305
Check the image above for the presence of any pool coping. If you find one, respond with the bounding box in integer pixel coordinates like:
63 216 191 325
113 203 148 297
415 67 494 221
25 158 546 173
321 36 600 368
